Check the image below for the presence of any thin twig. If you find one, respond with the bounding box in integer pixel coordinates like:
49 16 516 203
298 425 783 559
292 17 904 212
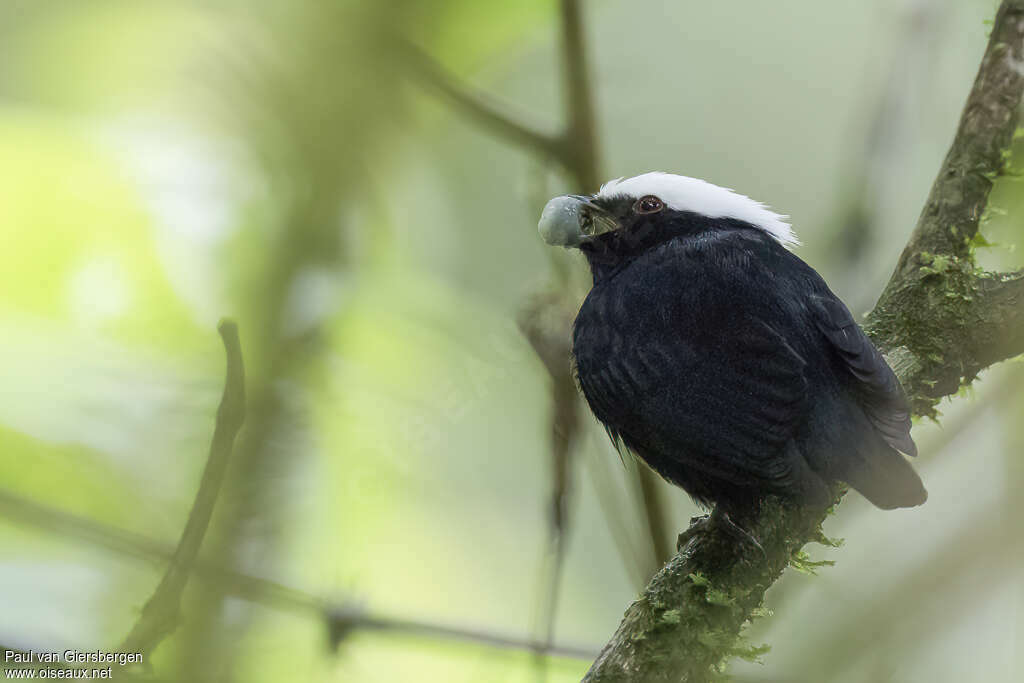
583 438 649 589
0 487 598 662
326 606 597 661
0 486 319 615
517 291 581 676
635 464 673 569
396 38 564 161
119 320 246 655
522 5 605 674
558 0 601 191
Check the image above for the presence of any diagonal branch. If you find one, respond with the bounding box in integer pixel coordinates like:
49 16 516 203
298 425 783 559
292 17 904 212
119 320 246 655
868 0 1024 413
583 2 1024 680
396 38 564 161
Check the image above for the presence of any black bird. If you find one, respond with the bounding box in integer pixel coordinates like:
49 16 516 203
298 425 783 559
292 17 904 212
538 172 926 526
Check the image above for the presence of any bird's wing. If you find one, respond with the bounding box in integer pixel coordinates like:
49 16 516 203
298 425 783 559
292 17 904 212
809 295 917 457
584 318 811 488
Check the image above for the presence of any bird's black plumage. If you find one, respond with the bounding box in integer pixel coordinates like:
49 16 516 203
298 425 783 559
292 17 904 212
560 190 926 516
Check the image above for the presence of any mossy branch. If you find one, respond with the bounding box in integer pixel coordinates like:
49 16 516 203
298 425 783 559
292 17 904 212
867 0 1024 414
583 2 1024 680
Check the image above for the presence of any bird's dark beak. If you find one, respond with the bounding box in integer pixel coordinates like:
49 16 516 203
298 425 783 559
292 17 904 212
538 195 620 248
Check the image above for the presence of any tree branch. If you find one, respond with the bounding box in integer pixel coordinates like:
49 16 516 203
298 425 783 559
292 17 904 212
119 320 246 655
396 0 603 190
325 606 597 661
518 289 582 673
583 2 1024 680
868 0 1024 414
0 486 600 662
635 464 673 568
558 0 601 191
396 39 564 160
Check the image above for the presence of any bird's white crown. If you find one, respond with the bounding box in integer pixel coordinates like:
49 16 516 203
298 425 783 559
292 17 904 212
597 172 798 247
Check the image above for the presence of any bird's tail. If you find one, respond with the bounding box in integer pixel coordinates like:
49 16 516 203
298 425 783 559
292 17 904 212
842 440 927 509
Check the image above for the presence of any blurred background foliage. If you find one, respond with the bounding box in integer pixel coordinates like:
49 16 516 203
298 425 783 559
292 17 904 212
1 0 1022 681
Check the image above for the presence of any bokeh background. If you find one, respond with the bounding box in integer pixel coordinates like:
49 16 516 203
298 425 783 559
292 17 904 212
2 0 1023 681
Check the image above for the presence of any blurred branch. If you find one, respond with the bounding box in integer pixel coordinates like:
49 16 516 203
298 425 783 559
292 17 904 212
552 0 672 587
175 9 379 677
583 439 649 588
583 2 1024 680
635 465 673 568
518 291 580 676
0 488 598 662
520 7 603 672
558 0 601 191
397 0 604 191
403 0 670 591
397 40 563 160
403 0 670 668
325 606 597 661
0 485 323 613
550 0 670 586
520 2 671 672
119 321 246 656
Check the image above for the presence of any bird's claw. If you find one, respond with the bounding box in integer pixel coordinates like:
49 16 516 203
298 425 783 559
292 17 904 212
675 508 767 562
676 514 711 552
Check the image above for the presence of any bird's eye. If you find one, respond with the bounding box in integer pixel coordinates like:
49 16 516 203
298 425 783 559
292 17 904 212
634 195 664 214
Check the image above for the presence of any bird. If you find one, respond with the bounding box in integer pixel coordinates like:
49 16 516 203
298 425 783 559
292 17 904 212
537 172 926 536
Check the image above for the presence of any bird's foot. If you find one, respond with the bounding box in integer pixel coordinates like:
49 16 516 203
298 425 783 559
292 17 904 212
676 507 767 560
676 514 712 552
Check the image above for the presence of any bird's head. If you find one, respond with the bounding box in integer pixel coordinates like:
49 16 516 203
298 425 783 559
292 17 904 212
538 172 797 276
